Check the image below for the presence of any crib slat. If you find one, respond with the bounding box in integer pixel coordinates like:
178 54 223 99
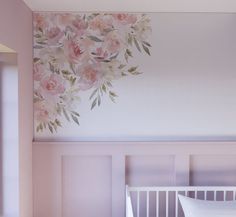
137 191 140 217
166 191 169 217
156 191 159 217
224 191 227 201
147 191 149 217
175 191 178 217
126 186 236 217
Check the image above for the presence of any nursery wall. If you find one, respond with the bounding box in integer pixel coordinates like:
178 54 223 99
0 1 33 217
33 12 236 217
33 13 236 141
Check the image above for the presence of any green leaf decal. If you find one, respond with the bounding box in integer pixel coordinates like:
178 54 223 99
91 98 97 110
142 44 151 56
89 88 98 100
134 37 141 52
142 41 151 47
71 111 80 117
102 84 107 93
98 95 101 106
87 35 104 42
71 114 80 125
128 66 138 73
48 123 53 133
63 108 70 121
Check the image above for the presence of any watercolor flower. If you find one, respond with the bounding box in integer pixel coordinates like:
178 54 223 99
77 63 104 90
33 12 152 133
71 16 88 36
95 47 109 59
63 38 84 63
101 60 124 80
40 74 65 95
133 17 152 41
57 13 74 25
33 61 45 81
61 89 81 111
89 15 113 34
34 100 56 123
34 13 48 31
113 14 137 25
103 31 124 54
46 26 64 45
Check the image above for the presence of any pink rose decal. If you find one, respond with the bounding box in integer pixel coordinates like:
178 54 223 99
34 13 48 31
113 14 137 25
33 13 151 133
103 32 123 54
46 26 64 45
34 61 45 81
34 101 51 123
40 74 65 95
64 39 83 63
90 15 113 33
78 63 103 90
71 16 88 36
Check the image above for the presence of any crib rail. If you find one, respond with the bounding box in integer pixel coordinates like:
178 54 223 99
126 186 236 217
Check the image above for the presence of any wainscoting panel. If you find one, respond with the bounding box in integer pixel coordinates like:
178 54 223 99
190 155 236 186
33 141 236 217
62 156 112 217
126 155 175 186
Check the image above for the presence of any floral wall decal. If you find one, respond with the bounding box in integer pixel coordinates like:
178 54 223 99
33 12 152 133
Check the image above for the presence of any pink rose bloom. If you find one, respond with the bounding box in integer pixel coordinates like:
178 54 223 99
40 74 65 95
57 14 74 25
71 16 88 36
33 62 45 81
64 39 83 63
90 15 113 33
34 13 48 31
77 63 103 90
113 14 137 25
46 26 64 45
103 32 123 53
34 101 54 123
95 47 109 59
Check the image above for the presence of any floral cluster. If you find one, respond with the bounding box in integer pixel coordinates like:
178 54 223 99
33 13 152 133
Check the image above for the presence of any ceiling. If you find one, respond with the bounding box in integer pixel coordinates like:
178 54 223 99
23 0 236 12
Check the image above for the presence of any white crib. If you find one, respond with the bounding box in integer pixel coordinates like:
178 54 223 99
126 185 236 217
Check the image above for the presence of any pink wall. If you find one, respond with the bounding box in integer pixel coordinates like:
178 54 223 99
33 141 236 217
0 0 33 217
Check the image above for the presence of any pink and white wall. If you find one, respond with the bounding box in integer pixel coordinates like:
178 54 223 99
32 12 236 217
1 1 236 217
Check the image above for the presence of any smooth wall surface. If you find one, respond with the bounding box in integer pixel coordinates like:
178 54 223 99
34 13 236 141
0 1 33 217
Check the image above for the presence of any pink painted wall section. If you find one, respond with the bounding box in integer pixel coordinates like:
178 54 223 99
0 1 33 217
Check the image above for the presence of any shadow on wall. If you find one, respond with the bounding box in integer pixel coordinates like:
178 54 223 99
0 59 3 215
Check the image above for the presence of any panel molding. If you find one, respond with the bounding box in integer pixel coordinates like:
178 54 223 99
33 141 236 217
